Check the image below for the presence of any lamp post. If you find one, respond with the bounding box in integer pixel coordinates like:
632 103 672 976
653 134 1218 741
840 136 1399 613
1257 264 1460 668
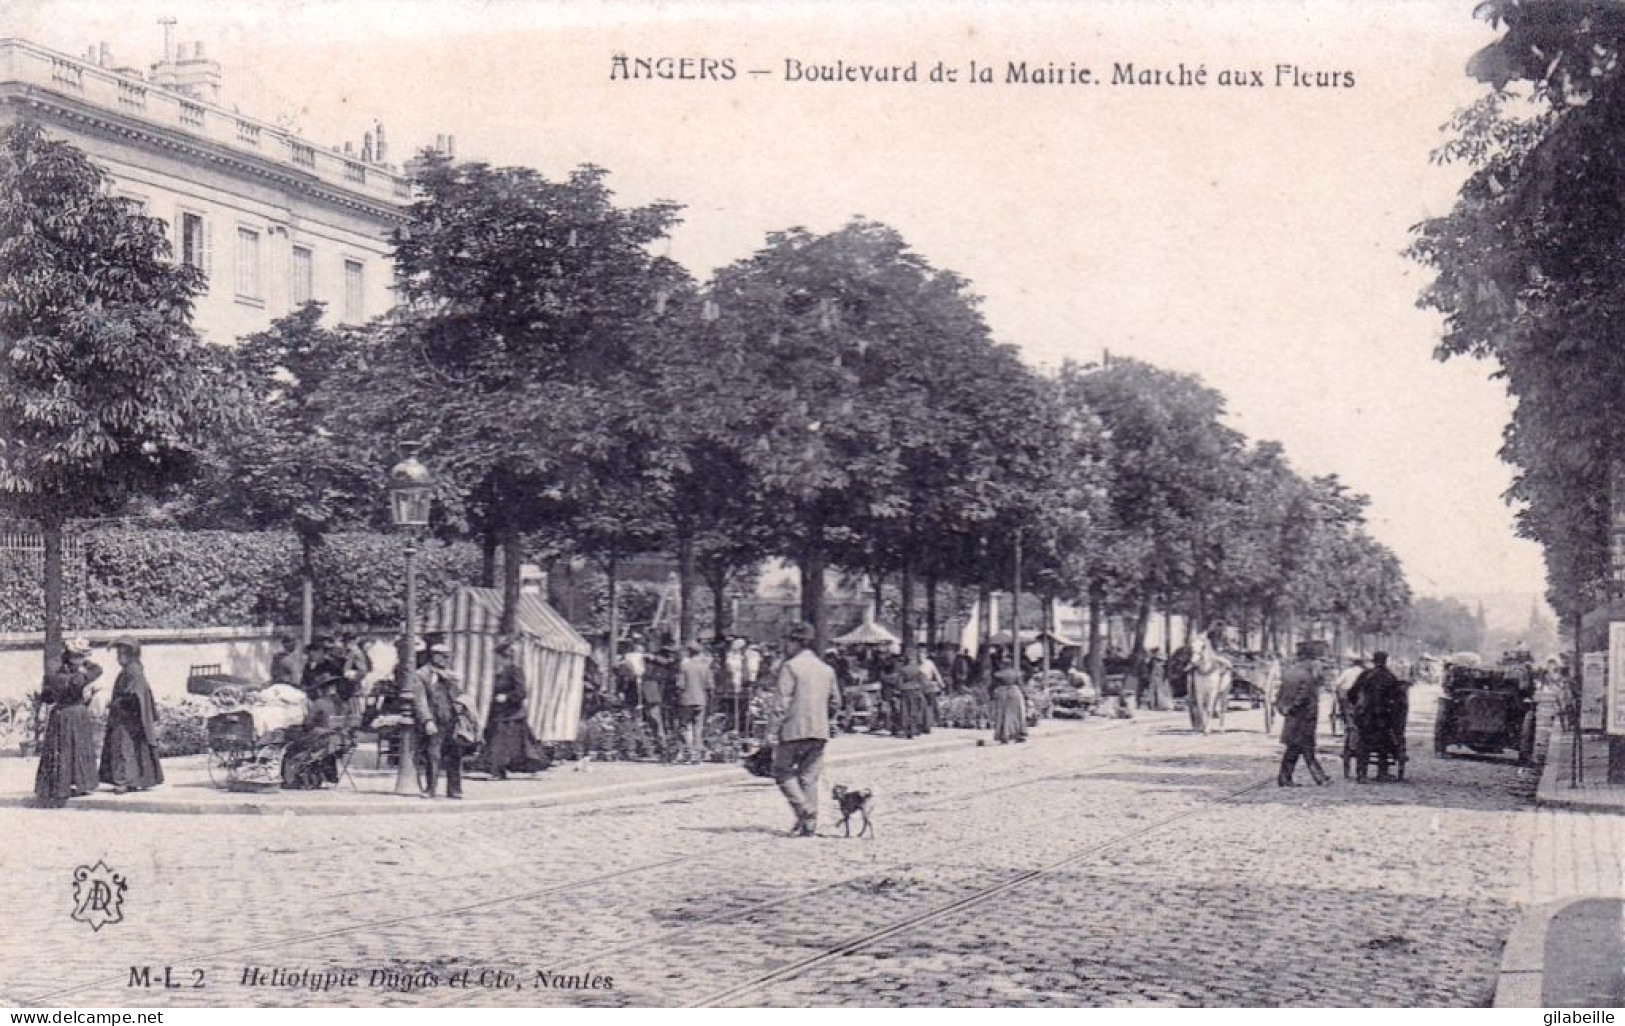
389 447 434 795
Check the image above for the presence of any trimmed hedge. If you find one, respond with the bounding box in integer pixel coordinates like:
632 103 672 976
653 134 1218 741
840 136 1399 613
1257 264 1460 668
0 528 482 632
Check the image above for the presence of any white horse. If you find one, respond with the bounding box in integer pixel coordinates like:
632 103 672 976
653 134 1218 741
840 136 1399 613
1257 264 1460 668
1187 634 1234 734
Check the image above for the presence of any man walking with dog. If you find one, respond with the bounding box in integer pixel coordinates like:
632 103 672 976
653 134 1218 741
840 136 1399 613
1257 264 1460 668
768 621 837 837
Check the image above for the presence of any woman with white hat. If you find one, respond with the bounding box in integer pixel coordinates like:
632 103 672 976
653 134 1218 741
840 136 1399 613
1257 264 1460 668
34 638 102 806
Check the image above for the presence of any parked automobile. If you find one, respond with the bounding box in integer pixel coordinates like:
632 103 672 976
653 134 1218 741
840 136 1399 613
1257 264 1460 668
1434 663 1536 765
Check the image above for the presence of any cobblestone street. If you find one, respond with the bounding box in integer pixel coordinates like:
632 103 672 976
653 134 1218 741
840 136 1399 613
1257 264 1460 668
1 691 1550 1007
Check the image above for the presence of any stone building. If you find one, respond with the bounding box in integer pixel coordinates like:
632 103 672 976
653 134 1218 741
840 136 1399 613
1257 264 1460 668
0 31 417 343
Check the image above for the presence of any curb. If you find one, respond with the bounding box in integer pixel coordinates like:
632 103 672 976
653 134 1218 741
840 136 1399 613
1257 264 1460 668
0 728 1062 816
1494 897 1566 1007
1492 896 1625 1008
1534 728 1625 815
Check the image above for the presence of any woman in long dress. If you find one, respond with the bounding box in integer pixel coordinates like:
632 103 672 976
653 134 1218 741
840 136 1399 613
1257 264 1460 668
991 668 1028 743
98 638 164 793
34 638 102 806
483 640 547 778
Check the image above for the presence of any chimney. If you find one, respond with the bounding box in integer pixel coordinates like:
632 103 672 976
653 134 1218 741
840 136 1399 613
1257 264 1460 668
160 17 176 63
435 133 446 152
361 131 374 163
374 122 388 164
98 42 111 67
344 141 354 157
447 134 456 158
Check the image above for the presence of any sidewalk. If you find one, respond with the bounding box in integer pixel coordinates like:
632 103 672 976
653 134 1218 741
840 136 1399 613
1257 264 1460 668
1496 711 1625 1007
0 719 1124 816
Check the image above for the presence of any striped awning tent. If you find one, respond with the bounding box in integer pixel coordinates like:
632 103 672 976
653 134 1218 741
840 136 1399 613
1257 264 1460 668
421 587 590 743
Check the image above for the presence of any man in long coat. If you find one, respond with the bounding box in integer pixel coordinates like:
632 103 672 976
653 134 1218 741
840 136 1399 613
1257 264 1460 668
1275 643 1330 787
768 622 837 836
1347 651 1407 782
412 644 465 798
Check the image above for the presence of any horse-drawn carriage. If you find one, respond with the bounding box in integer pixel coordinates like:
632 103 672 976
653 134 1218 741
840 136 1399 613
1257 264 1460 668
1434 663 1537 765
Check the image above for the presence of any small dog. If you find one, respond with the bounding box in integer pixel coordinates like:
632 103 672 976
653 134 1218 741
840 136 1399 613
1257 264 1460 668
831 785 875 838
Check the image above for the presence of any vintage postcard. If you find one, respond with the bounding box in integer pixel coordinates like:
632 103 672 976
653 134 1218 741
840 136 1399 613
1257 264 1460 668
0 0 1612 1012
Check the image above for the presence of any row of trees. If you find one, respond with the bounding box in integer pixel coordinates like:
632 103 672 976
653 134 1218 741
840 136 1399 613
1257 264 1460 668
1410 0 1625 637
0 120 1410 674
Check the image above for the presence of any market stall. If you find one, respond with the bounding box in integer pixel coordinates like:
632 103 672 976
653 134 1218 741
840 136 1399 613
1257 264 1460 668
421 587 590 743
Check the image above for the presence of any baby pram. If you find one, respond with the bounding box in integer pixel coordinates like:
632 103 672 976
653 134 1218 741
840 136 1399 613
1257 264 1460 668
205 709 286 790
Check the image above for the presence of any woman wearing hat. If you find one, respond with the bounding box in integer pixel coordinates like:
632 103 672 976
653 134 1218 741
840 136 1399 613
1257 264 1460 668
34 638 103 806
483 638 542 780
98 637 164 793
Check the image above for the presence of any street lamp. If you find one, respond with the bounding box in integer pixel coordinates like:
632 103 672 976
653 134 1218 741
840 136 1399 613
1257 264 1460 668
389 446 434 795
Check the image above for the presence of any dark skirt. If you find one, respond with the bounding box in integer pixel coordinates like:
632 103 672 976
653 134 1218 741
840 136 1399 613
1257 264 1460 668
34 704 98 804
992 684 1027 743
281 728 346 789
484 718 550 774
98 717 164 790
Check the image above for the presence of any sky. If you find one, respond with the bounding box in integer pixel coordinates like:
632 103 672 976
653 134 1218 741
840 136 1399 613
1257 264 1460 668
10 0 1540 607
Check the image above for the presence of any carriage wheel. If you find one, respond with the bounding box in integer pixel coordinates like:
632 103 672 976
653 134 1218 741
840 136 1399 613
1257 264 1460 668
205 744 222 787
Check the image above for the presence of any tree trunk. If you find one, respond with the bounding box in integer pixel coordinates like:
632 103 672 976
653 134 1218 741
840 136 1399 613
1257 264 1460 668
798 539 828 651
1010 528 1023 671
500 527 522 634
926 572 939 652
1132 597 1152 656
480 527 498 589
299 532 317 645
976 576 993 684
871 572 886 621
900 559 916 659
40 516 64 675
1042 595 1054 678
1088 587 1106 708
606 555 619 661
709 565 731 638
676 529 697 645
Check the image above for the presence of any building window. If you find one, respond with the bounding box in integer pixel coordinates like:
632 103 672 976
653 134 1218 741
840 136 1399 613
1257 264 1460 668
180 212 209 278
236 228 262 300
50 59 82 90
179 102 204 128
291 246 314 307
343 260 365 321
